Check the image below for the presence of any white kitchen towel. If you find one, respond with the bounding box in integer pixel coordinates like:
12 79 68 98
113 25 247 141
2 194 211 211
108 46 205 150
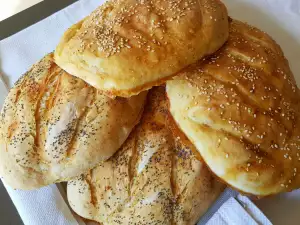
3 182 83 225
0 0 300 225
197 189 272 225
0 73 8 110
236 195 272 225
207 196 272 225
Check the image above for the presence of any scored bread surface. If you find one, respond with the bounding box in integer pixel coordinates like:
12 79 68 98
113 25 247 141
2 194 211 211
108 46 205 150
55 0 229 97
167 19 300 196
0 54 147 190
67 87 224 225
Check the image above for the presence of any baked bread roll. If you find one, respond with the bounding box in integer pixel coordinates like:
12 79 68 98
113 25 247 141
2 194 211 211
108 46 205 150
67 87 224 225
54 0 228 97
166 19 300 196
0 54 146 190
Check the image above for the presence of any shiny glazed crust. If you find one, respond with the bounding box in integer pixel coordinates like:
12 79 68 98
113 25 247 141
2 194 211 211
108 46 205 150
54 0 228 97
0 54 147 190
67 87 224 224
166 19 300 196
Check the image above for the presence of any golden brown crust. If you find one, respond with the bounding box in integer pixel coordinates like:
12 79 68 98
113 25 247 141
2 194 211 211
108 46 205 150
0 54 147 190
166 19 300 196
54 0 228 97
67 87 224 225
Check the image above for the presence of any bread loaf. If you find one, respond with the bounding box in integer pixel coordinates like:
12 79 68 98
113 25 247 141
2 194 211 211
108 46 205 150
55 0 228 97
0 54 146 189
67 87 224 224
167 19 300 196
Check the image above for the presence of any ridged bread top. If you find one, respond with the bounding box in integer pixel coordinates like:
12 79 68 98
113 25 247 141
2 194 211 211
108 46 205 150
167 19 300 196
67 87 224 225
54 0 228 97
0 54 146 190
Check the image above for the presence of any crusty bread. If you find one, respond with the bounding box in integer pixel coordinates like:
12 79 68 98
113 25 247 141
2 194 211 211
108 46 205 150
54 0 228 97
67 87 224 225
166 19 300 196
0 54 146 190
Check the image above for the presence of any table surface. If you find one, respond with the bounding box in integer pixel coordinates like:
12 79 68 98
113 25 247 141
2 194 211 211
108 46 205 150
0 1 77 224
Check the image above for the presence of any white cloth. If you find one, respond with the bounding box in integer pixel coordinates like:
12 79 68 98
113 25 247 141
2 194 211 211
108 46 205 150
0 0 300 224
0 74 8 110
207 196 272 225
236 195 272 225
3 183 84 225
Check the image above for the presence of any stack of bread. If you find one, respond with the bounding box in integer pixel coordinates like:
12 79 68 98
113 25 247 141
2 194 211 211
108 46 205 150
0 0 299 224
